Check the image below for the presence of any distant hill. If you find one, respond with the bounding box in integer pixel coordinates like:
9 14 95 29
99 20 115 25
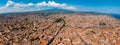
1 7 120 19
0 7 76 16
39 7 75 13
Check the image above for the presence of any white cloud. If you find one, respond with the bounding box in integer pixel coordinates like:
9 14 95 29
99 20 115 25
0 0 77 13
37 1 47 6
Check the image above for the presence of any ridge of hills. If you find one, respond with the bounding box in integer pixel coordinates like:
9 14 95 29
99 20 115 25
0 8 107 16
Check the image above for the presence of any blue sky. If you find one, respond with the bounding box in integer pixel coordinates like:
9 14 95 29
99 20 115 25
0 0 120 14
